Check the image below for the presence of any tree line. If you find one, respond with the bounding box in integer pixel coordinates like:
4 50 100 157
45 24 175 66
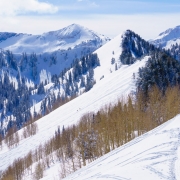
1 85 180 180
40 53 99 116
0 51 100 138
137 51 180 95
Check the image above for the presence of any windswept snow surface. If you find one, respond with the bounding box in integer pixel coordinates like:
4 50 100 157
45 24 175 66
63 115 180 180
0 55 149 172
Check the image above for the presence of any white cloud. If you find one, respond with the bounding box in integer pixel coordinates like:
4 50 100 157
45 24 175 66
0 13 180 41
0 0 58 16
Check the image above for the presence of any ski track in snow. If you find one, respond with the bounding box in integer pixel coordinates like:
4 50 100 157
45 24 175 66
62 116 180 180
175 132 180 180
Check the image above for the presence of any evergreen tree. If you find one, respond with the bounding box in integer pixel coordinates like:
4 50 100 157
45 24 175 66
137 51 180 95
29 53 38 80
37 82 45 94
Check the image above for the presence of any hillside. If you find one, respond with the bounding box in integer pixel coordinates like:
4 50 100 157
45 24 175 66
1 27 180 180
0 57 149 179
0 30 150 174
0 24 110 82
0 24 110 133
0 28 153 134
62 114 180 180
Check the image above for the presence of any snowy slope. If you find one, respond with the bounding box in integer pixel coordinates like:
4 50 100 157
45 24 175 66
0 24 110 85
0 24 111 131
94 33 122 82
63 114 180 180
29 32 136 117
0 30 149 172
0 24 110 54
150 25 180 49
0 58 148 172
1 27 180 180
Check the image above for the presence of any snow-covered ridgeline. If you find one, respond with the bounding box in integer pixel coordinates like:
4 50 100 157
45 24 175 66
0 53 149 172
0 24 110 54
1 23 180 180
150 25 180 48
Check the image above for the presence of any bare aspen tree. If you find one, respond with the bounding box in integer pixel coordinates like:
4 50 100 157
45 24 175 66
13 158 24 180
33 149 39 163
22 127 28 139
14 131 20 147
33 162 44 180
3 85 180 180
37 144 43 161
31 122 38 136
24 151 33 175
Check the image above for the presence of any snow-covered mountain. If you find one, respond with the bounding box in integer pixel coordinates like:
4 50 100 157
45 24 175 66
0 30 149 172
0 24 110 87
0 24 110 133
0 24 110 54
150 25 180 62
0 24 110 83
150 25 180 49
0 57 149 172
0 28 153 134
1 28 180 180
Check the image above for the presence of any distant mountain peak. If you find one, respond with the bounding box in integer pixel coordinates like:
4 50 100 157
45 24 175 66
44 23 107 41
0 24 110 54
68 23 84 29
158 25 180 39
44 23 84 38
151 25 180 48
119 29 155 65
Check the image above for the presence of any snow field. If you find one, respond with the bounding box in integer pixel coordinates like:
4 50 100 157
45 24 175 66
62 114 180 180
0 55 148 173
1 25 180 180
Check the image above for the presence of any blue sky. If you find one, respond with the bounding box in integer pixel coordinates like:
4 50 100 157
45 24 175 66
42 0 180 15
0 0 180 39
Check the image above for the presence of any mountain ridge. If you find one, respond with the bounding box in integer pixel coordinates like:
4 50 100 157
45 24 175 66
1 25 180 180
0 29 150 173
0 24 110 54
150 25 180 48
